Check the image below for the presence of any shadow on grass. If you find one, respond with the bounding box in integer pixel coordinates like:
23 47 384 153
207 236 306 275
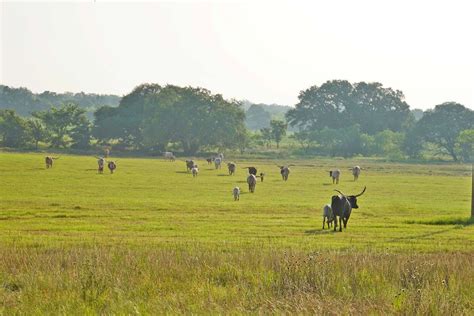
217 174 231 177
175 171 189 174
405 217 474 227
305 229 336 235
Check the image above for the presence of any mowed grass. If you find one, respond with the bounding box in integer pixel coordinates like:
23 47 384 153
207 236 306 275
0 152 473 314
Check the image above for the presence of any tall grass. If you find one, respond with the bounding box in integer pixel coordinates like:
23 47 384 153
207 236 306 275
1 246 472 314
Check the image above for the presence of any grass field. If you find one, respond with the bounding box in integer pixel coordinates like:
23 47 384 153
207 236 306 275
0 152 473 314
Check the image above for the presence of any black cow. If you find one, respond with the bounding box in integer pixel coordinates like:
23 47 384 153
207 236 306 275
331 187 366 232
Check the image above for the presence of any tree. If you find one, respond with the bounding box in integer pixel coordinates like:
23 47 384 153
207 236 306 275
27 119 47 150
457 130 474 162
286 80 410 135
0 110 30 147
70 116 92 149
270 119 287 149
141 85 246 154
415 102 473 161
245 104 271 130
259 128 273 148
33 103 90 148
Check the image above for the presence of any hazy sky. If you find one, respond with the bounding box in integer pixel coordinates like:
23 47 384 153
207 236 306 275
1 0 473 109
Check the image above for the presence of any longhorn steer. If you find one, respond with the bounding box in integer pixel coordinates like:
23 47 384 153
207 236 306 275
45 156 59 168
329 169 341 184
331 187 366 232
108 161 117 174
247 174 257 193
350 166 361 181
233 187 240 201
279 166 290 181
185 160 195 172
227 162 236 175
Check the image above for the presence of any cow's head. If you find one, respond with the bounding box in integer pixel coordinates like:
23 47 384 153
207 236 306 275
329 171 333 177
335 187 366 209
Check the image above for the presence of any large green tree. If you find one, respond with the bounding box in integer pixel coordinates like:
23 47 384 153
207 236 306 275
286 80 410 134
414 102 473 161
0 110 30 147
33 103 90 148
142 85 246 154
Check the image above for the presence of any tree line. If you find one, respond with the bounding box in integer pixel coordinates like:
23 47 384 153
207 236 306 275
0 81 472 161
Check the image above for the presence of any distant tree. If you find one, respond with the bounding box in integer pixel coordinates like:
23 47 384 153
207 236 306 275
245 104 271 130
270 119 287 149
0 110 30 147
33 103 90 148
141 85 246 154
415 102 473 161
70 116 92 149
373 130 404 158
92 106 123 144
27 119 47 150
457 129 474 162
259 127 273 148
286 80 410 135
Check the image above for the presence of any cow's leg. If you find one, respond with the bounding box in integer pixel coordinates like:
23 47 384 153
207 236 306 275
339 217 343 232
323 217 326 229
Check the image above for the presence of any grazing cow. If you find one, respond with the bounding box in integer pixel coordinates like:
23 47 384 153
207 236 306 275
97 157 105 174
244 167 258 176
227 162 236 175
331 187 366 232
108 161 117 174
45 156 59 168
163 152 175 161
192 165 199 177
247 174 257 193
214 157 222 169
279 166 290 181
350 166 361 181
322 204 334 229
206 158 214 165
185 160 195 172
233 187 240 201
329 169 341 184
259 172 265 182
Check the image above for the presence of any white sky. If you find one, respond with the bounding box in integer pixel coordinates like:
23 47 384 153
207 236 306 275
1 0 473 109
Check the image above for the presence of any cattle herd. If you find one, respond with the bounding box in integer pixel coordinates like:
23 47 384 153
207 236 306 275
42 150 367 232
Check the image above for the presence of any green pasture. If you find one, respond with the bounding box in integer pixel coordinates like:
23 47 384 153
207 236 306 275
0 152 472 251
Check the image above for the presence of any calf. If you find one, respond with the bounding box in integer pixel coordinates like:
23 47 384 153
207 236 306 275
192 165 199 177
206 158 214 165
247 174 257 193
233 187 240 201
329 169 341 184
331 187 366 232
259 172 265 182
322 204 334 229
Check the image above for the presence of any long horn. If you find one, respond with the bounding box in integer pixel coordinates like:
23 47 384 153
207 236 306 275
354 186 366 197
334 189 345 196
